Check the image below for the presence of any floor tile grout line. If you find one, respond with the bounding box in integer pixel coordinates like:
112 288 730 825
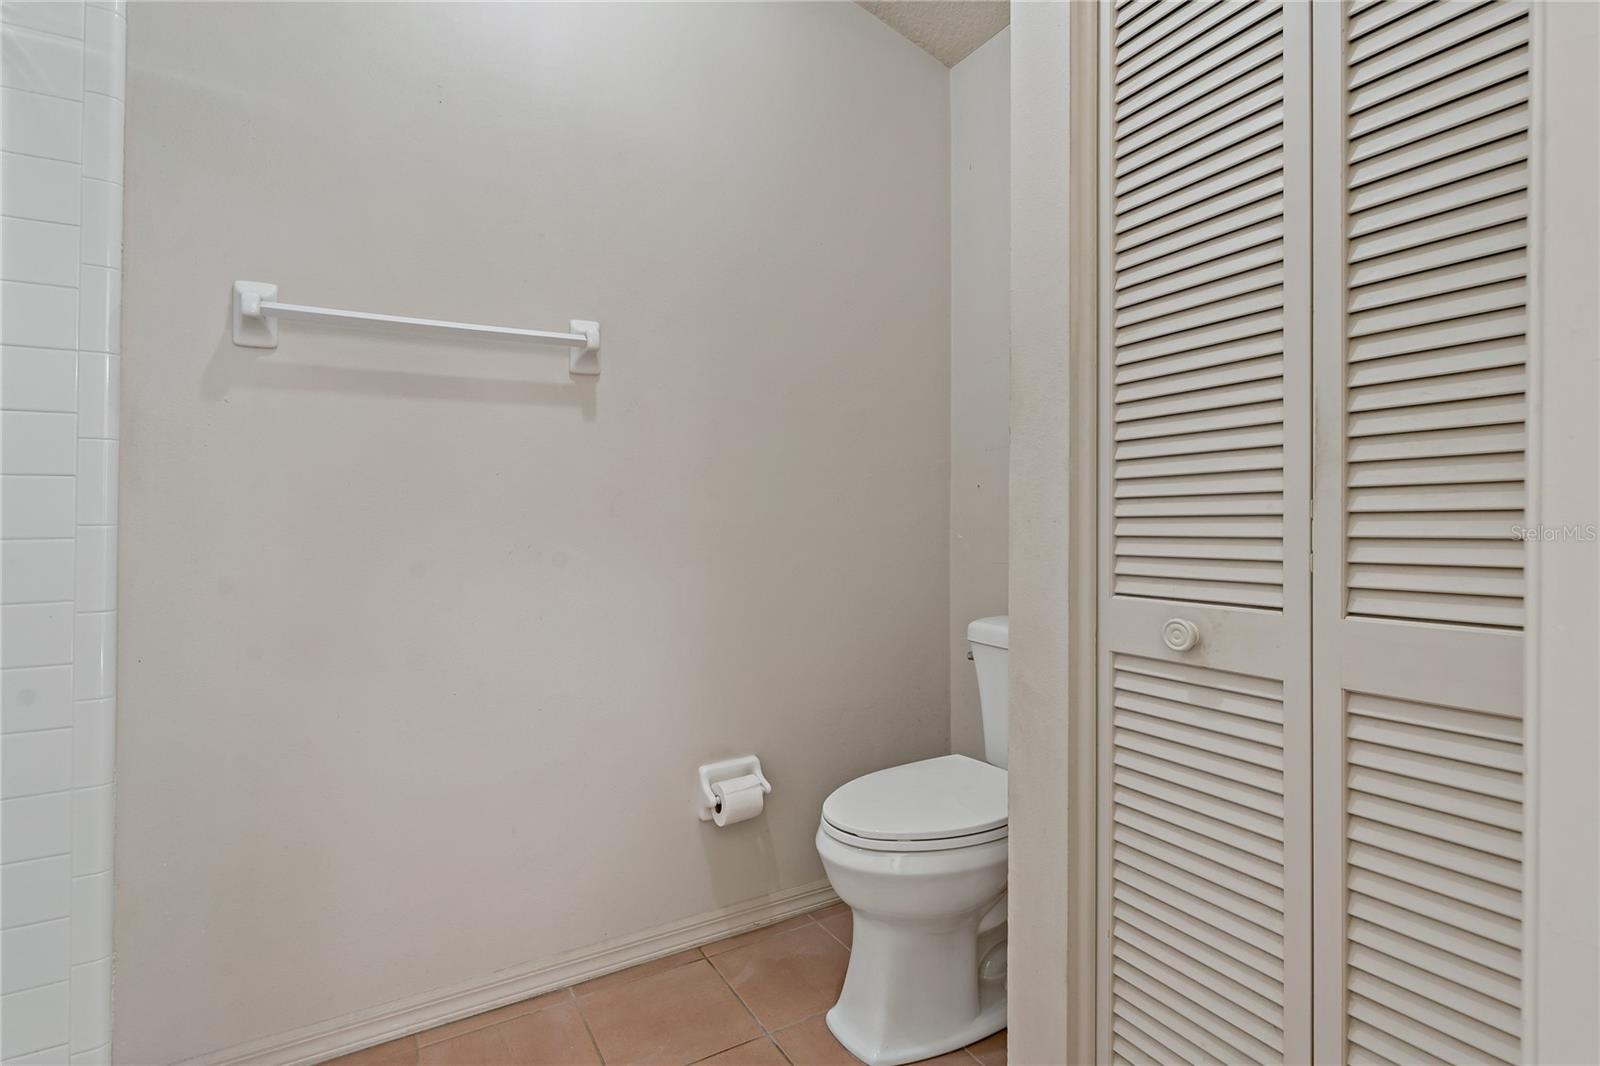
393 902 889 1066
703 947 773 1046
570 947 706 1003
414 986 572 1050
566 987 608 1065
813 914 851 952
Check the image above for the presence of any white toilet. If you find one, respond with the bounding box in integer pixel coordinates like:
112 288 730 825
816 615 1008 1066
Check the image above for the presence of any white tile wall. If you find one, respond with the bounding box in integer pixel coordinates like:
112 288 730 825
0 87 83 162
0 0 123 1055
0 666 71 733
2 154 81 225
3 347 80 411
1 855 71 929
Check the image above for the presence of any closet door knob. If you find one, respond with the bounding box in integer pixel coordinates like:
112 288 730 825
1162 618 1201 653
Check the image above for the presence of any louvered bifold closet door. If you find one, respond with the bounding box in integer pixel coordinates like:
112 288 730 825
1310 2 1530 1063
1097 2 1313 1063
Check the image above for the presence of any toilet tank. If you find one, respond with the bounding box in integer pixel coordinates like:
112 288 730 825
967 615 1009 769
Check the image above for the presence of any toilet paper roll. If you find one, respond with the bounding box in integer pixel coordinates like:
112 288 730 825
712 774 765 827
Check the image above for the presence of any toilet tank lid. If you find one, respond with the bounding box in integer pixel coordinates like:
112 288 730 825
967 615 1008 649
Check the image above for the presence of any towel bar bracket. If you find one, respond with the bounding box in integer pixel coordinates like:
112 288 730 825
230 280 601 376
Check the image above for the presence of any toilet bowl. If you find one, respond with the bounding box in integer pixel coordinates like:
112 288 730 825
816 755 1008 1065
816 617 1009 1066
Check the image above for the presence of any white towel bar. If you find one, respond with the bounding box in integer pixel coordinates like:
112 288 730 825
230 280 601 375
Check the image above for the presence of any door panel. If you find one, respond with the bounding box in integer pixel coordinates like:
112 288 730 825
1098 2 1532 1063
1311 2 1530 1063
1099 1 1313 1062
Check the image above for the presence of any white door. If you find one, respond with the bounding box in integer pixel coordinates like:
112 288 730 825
1097 2 1314 1061
1097 1 1531 1063
1311 2 1530 1062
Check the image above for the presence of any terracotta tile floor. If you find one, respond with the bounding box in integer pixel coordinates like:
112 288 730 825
325 904 1006 1066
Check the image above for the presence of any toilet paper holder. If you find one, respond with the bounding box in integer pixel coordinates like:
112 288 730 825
696 756 773 822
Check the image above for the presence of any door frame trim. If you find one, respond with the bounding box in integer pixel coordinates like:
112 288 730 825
1525 2 1600 1060
1006 2 1100 1062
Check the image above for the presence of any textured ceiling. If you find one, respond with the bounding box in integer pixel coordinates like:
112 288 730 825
857 1 1010 67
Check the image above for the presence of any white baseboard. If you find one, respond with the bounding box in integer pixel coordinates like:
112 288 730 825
181 880 840 1066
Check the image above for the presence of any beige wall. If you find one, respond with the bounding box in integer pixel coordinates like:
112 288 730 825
1007 4 1098 1063
949 28 1010 759
115 4 951 1061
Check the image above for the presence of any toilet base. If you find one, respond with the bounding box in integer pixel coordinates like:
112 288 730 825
821 910 1007 1066
825 968 1005 1066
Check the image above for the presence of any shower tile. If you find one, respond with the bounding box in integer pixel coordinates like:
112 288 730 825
68 958 110 1051
0 88 80 162
73 525 114 612
74 353 118 439
72 610 113 700
0 980 69 1059
1 665 72 733
0 855 70 928
1 217 78 287
74 439 116 525
0 725 70 797
0 1 86 39
0 790 70 863
0 476 74 538
0 25 83 99
0 602 72 669
70 783 112 875
3 346 78 412
2 538 74 604
0 411 75 475
71 697 112 788
1 152 79 225
75 266 118 355
0 918 68 994
0 280 76 349
79 93 120 183
81 5 122 100
69 871 112 964
78 182 120 271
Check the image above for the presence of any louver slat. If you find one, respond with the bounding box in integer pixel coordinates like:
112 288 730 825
1342 687 1524 1063
1109 655 1292 1061
1103 6 1308 1063
1341 0 1530 631
1314 8 1530 1060
1108 0 1289 609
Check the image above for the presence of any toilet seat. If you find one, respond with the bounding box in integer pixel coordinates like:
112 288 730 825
821 754 1007 853
820 819 1008 852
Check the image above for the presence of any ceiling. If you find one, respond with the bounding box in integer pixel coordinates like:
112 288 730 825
857 1 1011 68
